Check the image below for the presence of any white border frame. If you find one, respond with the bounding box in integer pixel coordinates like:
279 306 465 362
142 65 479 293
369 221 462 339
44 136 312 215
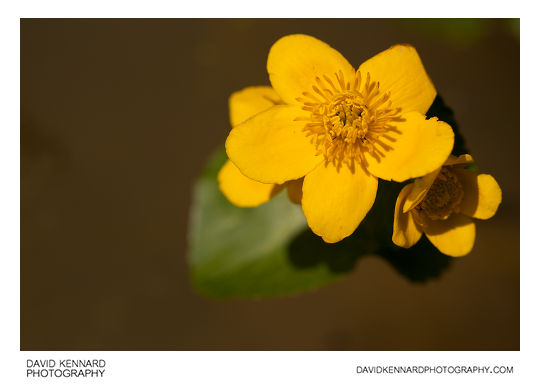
3 1 535 383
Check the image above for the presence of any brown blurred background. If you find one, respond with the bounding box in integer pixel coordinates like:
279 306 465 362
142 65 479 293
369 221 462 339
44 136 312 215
21 19 519 350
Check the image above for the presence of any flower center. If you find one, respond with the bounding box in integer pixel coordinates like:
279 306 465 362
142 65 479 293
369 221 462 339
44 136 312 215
415 167 464 221
295 70 403 169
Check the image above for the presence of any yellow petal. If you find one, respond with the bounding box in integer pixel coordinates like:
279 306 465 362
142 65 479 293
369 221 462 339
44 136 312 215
402 168 440 213
358 44 436 115
424 214 476 257
286 178 303 205
225 105 321 184
455 169 502 220
365 111 454 182
229 86 282 127
217 160 283 207
302 162 378 243
393 183 424 248
445 154 474 166
267 34 355 105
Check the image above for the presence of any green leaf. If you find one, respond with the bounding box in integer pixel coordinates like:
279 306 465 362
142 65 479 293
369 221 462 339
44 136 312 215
187 148 346 299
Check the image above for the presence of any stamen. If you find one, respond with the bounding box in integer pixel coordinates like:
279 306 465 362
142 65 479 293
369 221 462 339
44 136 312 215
312 85 330 101
353 71 361 91
297 70 403 170
302 91 321 102
335 71 346 91
322 75 339 93
415 168 465 221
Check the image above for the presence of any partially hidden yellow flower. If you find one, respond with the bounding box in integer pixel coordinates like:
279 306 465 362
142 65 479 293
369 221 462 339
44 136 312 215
225 34 455 243
392 154 502 257
218 86 303 207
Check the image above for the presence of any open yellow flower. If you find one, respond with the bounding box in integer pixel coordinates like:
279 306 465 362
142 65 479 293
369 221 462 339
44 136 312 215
392 154 502 256
218 86 303 207
226 34 455 243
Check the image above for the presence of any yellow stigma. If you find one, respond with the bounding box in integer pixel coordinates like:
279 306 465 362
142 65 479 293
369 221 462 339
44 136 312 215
415 167 464 221
295 70 403 169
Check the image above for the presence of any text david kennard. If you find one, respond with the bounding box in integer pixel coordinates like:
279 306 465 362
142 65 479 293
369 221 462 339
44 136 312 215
27 359 106 378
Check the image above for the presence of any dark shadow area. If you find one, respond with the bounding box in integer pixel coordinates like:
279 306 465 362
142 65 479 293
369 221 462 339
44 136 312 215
288 229 362 273
427 95 469 156
288 226 452 283
378 237 452 282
